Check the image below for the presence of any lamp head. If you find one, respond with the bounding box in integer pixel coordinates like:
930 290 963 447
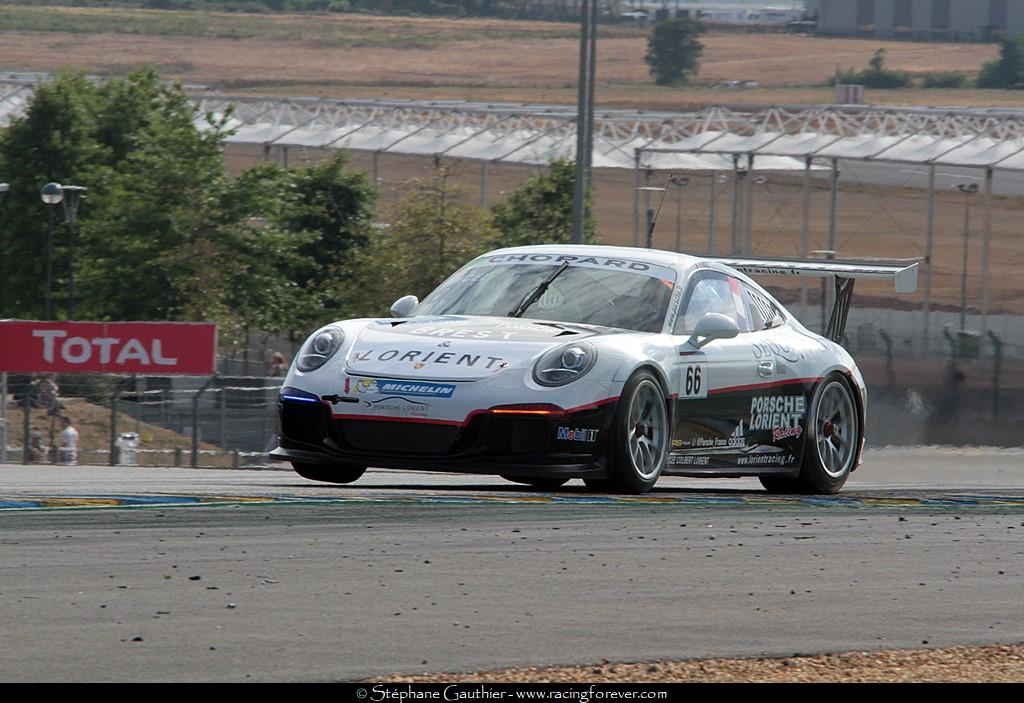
41 182 63 205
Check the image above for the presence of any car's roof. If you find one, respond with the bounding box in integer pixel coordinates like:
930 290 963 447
480 244 704 270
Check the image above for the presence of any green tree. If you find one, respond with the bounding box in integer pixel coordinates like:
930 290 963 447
0 72 103 317
340 167 496 318
490 158 596 248
0 69 378 349
977 35 1024 88
644 17 705 86
221 152 377 337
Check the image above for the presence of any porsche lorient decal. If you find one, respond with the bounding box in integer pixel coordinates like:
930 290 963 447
748 395 806 431
367 397 432 418
668 378 814 471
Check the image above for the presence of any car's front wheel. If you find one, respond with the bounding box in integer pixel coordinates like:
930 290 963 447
608 370 669 494
292 462 366 484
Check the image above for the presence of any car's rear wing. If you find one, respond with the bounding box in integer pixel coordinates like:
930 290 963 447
705 255 919 344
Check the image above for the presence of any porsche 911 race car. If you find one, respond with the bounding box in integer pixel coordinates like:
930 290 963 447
270 245 917 494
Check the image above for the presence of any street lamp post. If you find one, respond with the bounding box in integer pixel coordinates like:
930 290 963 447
40 182 64 321
956 183 980 333
60 185 87 320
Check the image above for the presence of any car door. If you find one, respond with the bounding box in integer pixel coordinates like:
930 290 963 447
667 270 759 471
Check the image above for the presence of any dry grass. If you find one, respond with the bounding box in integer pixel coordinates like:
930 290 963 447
0 5 1007 110
5 397 229 467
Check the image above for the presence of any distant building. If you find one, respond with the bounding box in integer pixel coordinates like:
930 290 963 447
809 0 1024 42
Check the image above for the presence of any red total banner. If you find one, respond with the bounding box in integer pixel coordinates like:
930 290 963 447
0 320 218 375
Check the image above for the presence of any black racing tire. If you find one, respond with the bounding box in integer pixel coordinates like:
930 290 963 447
500 475 570 491
291 462 367 484
795 372 860 495
607 370 670 494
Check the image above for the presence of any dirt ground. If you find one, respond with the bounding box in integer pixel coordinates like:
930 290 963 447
376 643 1024 683
0 6 1007 110
3 397 228 468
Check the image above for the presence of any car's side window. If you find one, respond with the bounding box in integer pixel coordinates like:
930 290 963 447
744 285 785 331
673 271 752 335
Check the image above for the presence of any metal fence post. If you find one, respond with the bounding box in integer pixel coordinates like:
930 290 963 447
22 394 30 465
0 372 6 464
988 331 1002 417
109 383 120 466
191 375 217 468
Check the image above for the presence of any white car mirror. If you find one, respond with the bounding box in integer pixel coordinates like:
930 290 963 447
691 313 740 348
390 294 419 318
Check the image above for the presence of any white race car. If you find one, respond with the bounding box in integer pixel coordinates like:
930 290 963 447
271 245 917 494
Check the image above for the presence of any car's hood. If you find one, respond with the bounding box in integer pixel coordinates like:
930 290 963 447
344 315 600 381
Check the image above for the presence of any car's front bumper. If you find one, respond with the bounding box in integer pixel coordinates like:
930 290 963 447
269 388 619 479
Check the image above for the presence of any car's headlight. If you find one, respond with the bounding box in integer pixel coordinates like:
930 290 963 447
533 341 597 387
296 327 345 372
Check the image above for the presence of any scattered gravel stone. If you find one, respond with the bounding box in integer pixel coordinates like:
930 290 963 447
372 644 1024 683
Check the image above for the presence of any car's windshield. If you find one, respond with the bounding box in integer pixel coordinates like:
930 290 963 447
415 255 677 333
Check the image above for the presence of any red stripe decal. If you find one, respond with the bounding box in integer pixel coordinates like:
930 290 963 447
709 377 822 395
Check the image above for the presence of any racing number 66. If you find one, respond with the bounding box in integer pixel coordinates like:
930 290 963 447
680 363 708 399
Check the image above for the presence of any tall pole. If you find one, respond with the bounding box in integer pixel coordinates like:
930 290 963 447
675 183 683 252
585 0 597 195
708 172 718 255
800 157 812 320
571 0 592 244
730 157 741 255
743 155 756 256
632 149 641 246
980 167 993 336
960 188 972 333
922 164 936 352
45 204 55 321
825 160 840 321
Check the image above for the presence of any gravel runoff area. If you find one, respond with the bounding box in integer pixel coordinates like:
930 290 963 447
375 644 1024 683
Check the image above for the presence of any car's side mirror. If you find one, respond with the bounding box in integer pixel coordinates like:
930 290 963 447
390 295 419 318
690 313 740 348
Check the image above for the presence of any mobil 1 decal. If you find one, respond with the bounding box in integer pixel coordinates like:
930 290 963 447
669 379 811 470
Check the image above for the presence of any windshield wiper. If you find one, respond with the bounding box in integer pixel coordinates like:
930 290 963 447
507 262 570 318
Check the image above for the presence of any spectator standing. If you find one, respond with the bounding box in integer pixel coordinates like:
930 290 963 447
59 416 79 465
267 352 289 377
29 431 47 463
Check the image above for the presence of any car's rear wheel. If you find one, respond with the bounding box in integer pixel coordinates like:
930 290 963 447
608 370 669 494
292 462 366 484
796 373 860 494
500 475 569 491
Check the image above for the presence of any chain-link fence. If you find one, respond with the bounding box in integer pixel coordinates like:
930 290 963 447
1 320 1021 469
0 373 281 468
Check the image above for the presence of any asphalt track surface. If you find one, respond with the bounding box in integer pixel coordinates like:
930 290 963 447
0 447 1021 682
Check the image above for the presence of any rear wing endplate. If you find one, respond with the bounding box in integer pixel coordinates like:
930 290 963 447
704 255 919 344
